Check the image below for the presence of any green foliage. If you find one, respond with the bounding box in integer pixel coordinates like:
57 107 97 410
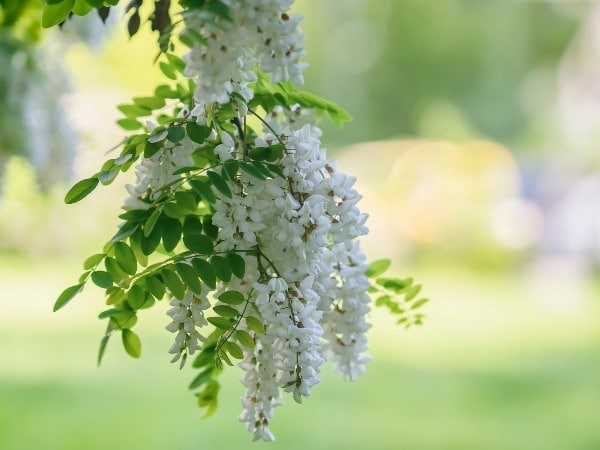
251 74 352 127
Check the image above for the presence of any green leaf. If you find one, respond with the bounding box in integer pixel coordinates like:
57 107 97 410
117 118 143 131
186 123 211 144
239 162 267 180
119 209 151 222
91 271 113 288
189 367 214 390
104 257 128 284
161 268 186 299
210 255 231 282
175 191 198 211
227 253 245 279
245 316 265 334
129 229 148 267
141 225 162 255
206 170 232 198
159 61 177 80
203 215 219 240
173 166 202 175
64 177 99 204
113 242 137 275
195 380 220 418
175 263 202 294
144 208 162 237
73 0 94 16
139 295 155 309
410 298 429 310
133 96 165 110
112 221 140 242
160 217 182 252
192 258 216 289
405 285 422 302
143 275 165 299
213 305 238 318
98 308 120 319
163 202 184 219
78 270 90 283
97 333 110 365
98 169 119 185
166 53 185 72
167 126 186 143
117 104 151 118
127 285 146 309
155 84 179 98
218 290 244 305
376 277 411 292
144 140 162 158
42 0 75 28
105 286 126 306
375 295 391 307
222 159 239 180
111 310 137 329
207 316 232 330
189 178 216 204
193 345 216 368
53 283 84 312
83 253 105 270
183 218 214 254
366 259 391 278
234 330 255 348
264 162 285 178
97 322 114 366
122 329 141 358
223 341 243 359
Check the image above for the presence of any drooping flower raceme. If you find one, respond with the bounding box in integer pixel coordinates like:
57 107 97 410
55 0 427 443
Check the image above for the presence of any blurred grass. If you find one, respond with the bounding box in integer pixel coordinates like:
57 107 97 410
1 255 598 450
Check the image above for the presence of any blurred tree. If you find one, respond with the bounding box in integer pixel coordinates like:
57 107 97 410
0 0 76 188
301 0 585 148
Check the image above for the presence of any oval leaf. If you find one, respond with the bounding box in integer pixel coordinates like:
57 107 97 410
218 291 244 305
83 253 105 270
161 269 186 299
227 252 245 279
210 255 232 282
213 305 238 318
207 316 232 330
192 258 216 289
366 259 391 278
53 283 84 312
245 316 265 334
206 170 232 199
234 330 255 348
91 271 113 288
64 177 99 204
114 242 137 275
42 0 75 28
122 329 141 358
223 341 243 359
175 263 202 294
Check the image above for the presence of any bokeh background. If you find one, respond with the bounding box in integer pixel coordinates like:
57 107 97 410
1 1 599 449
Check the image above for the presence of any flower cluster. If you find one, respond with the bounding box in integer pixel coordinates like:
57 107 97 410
183 0 306 104
112 1 372 441
54 0 426 444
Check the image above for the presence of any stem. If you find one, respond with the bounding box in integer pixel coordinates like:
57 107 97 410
248 107 286 147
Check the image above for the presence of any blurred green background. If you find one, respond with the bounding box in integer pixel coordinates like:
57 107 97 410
1 1 599 449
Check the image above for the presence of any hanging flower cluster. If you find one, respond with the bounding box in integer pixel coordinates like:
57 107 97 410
51 0 428 442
